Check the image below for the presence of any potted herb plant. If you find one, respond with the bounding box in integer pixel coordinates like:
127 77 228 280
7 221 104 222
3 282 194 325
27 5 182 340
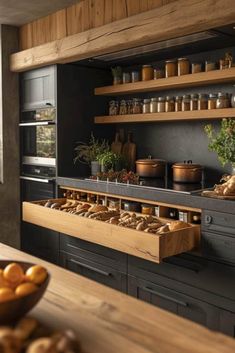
111 66 122 85
205 118 235 173
97 151 122 173
74 133 109 176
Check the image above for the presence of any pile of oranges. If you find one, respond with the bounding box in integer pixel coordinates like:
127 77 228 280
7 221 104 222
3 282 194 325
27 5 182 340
0 263 48 303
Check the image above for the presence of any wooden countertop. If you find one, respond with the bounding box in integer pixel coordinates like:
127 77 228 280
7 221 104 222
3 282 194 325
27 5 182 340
1 243 235 353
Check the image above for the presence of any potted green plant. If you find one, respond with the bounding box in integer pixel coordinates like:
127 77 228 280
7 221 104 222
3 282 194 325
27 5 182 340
111 66 122 85
205 118 235 173
74 133 109 176
97 151 122 173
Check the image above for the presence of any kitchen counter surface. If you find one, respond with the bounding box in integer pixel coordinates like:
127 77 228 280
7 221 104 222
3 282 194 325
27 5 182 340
1 243 235 353
58 177 235 214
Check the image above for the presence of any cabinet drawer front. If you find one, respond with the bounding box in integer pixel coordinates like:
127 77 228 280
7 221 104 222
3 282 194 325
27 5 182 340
202 210 235 236
23 200 199 263
60 234 127 272
60 252 127 293
202 231 235 264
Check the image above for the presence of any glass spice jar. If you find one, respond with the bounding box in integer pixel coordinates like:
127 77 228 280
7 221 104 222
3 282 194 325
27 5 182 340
216 92 230 109
142 65 154 81
208 93 217 110
182 95 190 111
119 100 128 115
142 99 151 114
157 97 165 113
165 59 177 78
122 72 131 84
178 58 190 76
165 96 175 112
132 98 142 114
150 98 157 113
131 70 140 83
127 100 133 114
190 94 198 111
198 94 208 110
109 100 119 116
191 62 202 74
175 96 183 112
205 61 216 72
154 68 164 79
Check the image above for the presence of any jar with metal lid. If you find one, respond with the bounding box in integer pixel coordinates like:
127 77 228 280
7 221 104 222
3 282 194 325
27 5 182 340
174 96 182 112
154 68 164 79
141 204 154 215
182 95 190 111
131 70 140 83
178 58 190 76
191 62 202 74
127 100 133 114
165 59 177 78
142 99 151 114
150 98 157 113
208 93 217 110
132 98 142 114
109 100 119 115
165 96 175 112
157 97 165 113
198 94 208 110
122 72 131 84
142 65 154 81
216 92 230 109
119 100 128 115
205 61 216 72
190 94 198 111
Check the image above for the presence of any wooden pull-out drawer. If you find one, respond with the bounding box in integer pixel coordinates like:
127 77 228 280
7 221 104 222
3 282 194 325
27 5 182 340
22 200 200 264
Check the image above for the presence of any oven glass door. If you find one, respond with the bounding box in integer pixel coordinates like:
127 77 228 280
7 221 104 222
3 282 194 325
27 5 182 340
21 107 56 123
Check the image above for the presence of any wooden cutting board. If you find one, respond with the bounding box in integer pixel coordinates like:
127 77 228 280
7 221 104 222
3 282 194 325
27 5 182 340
111 132 123 155
122 132 136 171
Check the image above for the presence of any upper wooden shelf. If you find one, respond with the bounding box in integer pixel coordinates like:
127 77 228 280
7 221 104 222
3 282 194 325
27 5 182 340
95 68 235 96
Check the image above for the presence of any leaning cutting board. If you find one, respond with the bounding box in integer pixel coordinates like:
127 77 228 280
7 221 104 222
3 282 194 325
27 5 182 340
111 132 123 155
122 132 136 171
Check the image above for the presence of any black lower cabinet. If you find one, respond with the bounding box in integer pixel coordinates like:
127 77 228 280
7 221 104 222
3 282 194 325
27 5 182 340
128 275 220 331
21 222 59 264
219 310 235 337
60 251 127 293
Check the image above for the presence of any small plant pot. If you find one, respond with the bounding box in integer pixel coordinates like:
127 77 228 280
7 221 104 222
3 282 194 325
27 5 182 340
91 161 100 176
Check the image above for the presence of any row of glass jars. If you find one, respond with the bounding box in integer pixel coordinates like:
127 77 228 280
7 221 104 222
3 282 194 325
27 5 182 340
109 93 231 115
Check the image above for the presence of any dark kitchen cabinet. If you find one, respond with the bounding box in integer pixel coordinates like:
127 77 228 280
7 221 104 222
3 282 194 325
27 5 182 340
21 179 55 201
21 222 59 264
219 310 235 337
60 251 127 293
128 275 220 331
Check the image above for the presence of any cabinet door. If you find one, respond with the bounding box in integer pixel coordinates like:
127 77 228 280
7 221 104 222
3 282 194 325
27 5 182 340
220 310 235 337
21 179 55 201
128 275 219 330
21 66 56 110
60 251 127 293
21 222 59 264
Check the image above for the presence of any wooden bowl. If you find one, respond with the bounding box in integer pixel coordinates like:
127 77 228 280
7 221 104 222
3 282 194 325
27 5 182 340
0 260 50 325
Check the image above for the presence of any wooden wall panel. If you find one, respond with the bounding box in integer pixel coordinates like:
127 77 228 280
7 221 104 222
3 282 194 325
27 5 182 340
20 0 177 50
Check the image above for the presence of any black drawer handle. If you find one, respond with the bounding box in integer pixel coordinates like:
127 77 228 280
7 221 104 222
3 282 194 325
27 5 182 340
205 215 213 225
143 287 188 307
70 258 112 277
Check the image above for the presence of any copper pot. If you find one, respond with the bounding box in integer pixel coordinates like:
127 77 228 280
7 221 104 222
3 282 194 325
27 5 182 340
136 156 166 178
172 160 203 183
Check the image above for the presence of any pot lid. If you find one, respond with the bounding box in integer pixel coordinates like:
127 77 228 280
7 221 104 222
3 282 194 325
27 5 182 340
136 156 166 165
173 160 203 169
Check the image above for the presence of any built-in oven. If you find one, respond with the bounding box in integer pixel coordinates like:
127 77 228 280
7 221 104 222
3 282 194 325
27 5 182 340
20 107 56 167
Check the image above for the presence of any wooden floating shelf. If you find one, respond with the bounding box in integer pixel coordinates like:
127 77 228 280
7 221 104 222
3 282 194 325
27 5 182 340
95 68 235 96
95 108 235 124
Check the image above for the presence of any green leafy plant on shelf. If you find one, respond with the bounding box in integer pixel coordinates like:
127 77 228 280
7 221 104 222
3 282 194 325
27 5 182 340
97 151 122 172
74 133 109 165
204 118 235 168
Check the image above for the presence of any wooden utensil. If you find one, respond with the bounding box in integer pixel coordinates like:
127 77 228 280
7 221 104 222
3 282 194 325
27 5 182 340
122 132 136 171
111 132 123 155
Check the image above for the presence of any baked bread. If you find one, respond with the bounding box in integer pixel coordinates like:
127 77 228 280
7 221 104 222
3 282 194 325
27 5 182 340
88 205 108 213
168 221 191 231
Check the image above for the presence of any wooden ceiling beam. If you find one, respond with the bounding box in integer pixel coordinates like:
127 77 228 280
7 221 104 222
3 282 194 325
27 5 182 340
10 0 235 72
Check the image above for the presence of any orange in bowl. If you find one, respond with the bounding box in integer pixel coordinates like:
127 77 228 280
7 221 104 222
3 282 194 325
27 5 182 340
3 263 24 287
25 265 48 285
0 287 16 303
15 282 38 297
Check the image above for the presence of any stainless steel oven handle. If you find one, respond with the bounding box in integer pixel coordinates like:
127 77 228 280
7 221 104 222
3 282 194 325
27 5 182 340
19 121 54 127
20 176 55 183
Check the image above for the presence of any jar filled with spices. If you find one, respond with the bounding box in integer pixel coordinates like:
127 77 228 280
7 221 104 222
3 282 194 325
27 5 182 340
178 58 190 76
165 96 175 112
119 100 128 115
132 98 142 114
150 98 157 113
154 68 165 79
131 70 140 83
122 72 131 84
190 94 198 111
109 100 119 116
198 94 208 110
191 62 202 74
165 59 177 78
208 93 217 110
142 99 151 114
127 100 133 114
216 92 230 109
205 61 217 72
182 95 190 111
157 97 165 113
142 65 154 81
175 96 183 112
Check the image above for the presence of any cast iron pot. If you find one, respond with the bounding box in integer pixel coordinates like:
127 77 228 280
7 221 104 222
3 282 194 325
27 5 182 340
136 156 166 178
172 160 203 183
